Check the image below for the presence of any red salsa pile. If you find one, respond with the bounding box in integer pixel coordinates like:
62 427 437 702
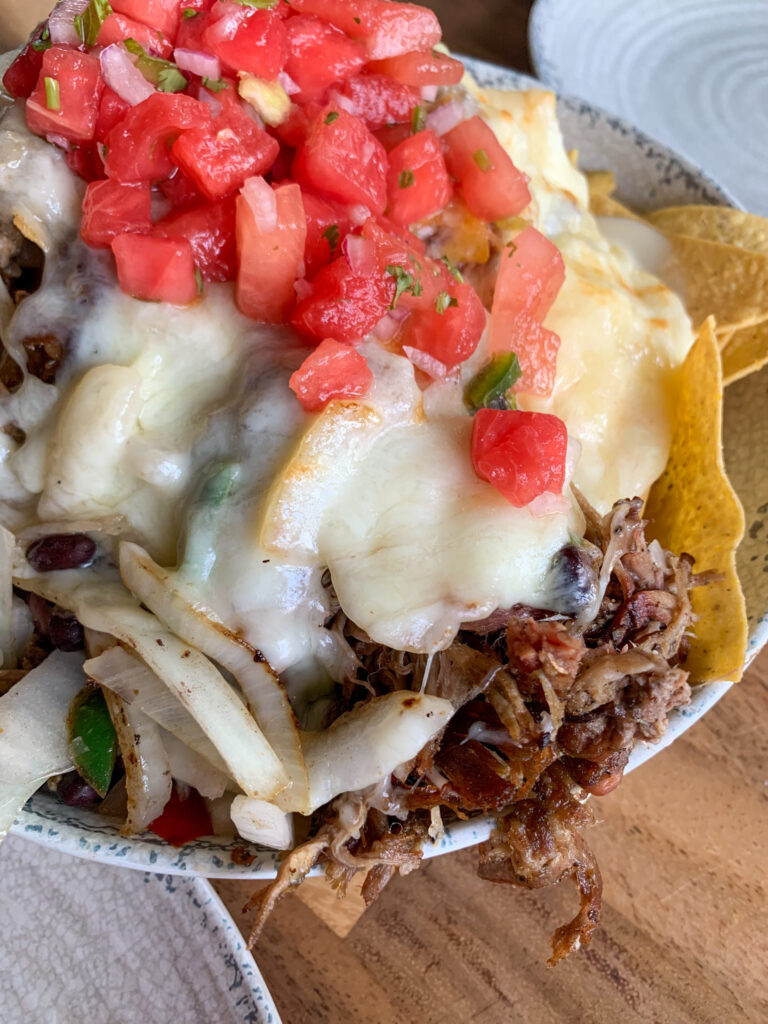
4 0 569 509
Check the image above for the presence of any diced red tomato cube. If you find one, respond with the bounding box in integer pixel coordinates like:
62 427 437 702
149 784 213 847
404 280 486 370
159 169 206 210
112 234 200 304
291 255 393 342
96 13 173 57
375 123 413 152
286 0 441 60
293 106 388 213
471 409 567 507
289 338 373 412
368 50 464 87
2 23 47 100
104 93 211 183
175 6 213 50
202 4 288 78
66 145 104 183
171 105 279 200
81 180 151 248
386 129 452 227
333 73 420 131
490 226 566 397
153 197 237 282
236 179 307 323
110 0 183 39
26 47 103 145
285 16 366 104
300 189 354 276
95 87 132 144
444 116 531 223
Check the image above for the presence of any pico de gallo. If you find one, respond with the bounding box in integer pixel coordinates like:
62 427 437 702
3 0 568 510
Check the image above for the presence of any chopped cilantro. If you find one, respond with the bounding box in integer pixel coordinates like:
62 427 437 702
411 105 426 133
399 169 415 189
354 16 361 24
44 76 60 111
441 255 464 282
202 76 228 93
74 0 112 47
324 111 340 125
182 7 198 18
386 265 417 309
125 39 188 93
435 290 458 314
32 26 51 52
322 224 340 252
233 0 278 6
473 148 493 172
195 267 204 297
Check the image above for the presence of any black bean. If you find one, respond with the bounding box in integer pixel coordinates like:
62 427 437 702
26 533 96 572
548 544 599 615
48 614 85 652
56 771 100 808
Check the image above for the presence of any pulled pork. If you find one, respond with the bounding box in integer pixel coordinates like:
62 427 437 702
248 497 695 963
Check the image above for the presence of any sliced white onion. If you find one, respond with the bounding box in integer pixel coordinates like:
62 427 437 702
49 0 90 45
85 644 232 778
205 795 236 837
0 526 15 668
174 48 221 81
160 728 230 800
342 234 376 277
100 44 155 107
426 101 465 137
118 543 309 813
230 795 294 850
402 344 449 380
277 71 300 96
0 650 85 841
242 175 277 233
103 690 172 835
302 690 452 813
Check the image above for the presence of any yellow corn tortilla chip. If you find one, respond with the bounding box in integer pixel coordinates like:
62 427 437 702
645 318 747 683
589 191 644 222
722 319 768 385
647 205 768 258
586 169 617 198
661 234 768 332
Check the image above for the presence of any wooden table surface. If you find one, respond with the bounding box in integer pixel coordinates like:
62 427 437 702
3 3 767 1022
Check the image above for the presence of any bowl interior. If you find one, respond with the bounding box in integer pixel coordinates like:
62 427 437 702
12 57 767 876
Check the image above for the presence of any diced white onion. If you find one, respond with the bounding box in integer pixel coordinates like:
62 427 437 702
402 345 449 380
421 85 439 102
348 204 371 227
173 48 221 81
277 71 300 96
230 795 294 850
100 45 155 107
242 175 277 233
372 313 402 341
49 0 89 46
426 101 465 137
342 234 376 277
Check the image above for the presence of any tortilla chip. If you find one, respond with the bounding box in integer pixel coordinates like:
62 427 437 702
589 192 644 223
661 234 768 331
647 206 768 258
585 169 616 198
645 318 747 683
722 319 768 385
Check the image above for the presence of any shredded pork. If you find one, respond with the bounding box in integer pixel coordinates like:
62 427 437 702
248 496 695 963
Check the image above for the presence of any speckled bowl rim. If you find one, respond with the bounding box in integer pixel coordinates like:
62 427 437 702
10 57 761 877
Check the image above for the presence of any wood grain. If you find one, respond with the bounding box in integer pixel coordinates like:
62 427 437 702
216 655 768 1024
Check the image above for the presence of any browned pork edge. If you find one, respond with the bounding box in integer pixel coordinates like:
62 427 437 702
245 495 697 964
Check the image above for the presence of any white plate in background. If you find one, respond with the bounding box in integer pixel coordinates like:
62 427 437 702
0 834 281 1024
529 0 768 215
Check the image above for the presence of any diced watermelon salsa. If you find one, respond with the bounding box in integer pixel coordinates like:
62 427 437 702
3 0 568 512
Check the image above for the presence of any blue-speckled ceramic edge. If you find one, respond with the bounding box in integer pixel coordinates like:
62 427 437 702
11 56 765 874
179 875 282 1023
